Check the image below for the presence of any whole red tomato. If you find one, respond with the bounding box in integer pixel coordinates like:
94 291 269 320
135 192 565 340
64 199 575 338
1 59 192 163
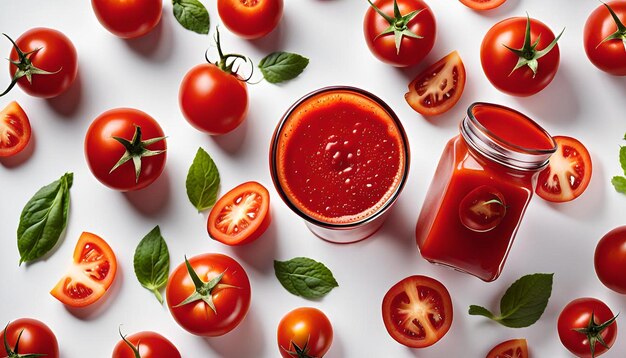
92 0 162 39
363 0 436 67
179 30 248 135
84 108 167 191
166 253 251 336
112 330 181 358
1 318 59 358
584 1 626 76
557 298 617 358
595 226 626 294
481 16 563 96
218 0 283 39
277 307 333 358
2 28 77 98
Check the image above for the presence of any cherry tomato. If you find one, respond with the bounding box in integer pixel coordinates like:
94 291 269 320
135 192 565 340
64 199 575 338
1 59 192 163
557 298 617 358
50 232 117 307
405 51 466 116
595 226 626 294
218 0 283 39
113 330 181 358
584 1 626 76
486 339 528 358
92 0 162 39
459 0 506 11
3 28 77 98
363 0 437 67
481 16 563 96
277 307 333 358
536 136 592 203
208 181 271 246
1 319 59 358
85 108 167 192
0 101 31 157
458 185 506 232
381 275 452 348
166 253 251 336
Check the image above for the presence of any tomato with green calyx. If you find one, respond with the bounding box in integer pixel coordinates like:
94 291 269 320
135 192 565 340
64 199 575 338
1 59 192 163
92 0 162 39
486 339 528 358
218 0 283 39
0 101 31 158
459 0 506 11
277 307 333 358
1 319 59 358
481 15 564 96
595 226 626 294
113 328 181 358
558 298 618 358
363 0 436 67
459 185 506 233
584 1 626 76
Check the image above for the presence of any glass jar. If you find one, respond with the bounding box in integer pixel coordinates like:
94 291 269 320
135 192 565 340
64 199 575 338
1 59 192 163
415 102 557 281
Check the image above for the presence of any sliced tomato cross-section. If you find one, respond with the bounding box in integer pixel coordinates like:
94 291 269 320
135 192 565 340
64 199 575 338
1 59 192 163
0 101 31 157
487 338 529 358
50 232 117 307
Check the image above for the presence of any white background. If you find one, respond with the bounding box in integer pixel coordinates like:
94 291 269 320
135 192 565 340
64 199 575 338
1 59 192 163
1 0 625 357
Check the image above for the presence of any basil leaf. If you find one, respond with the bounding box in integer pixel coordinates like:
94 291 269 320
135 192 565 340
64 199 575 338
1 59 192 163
134 226 170 304
186 147 220 212
274 257 338 299
620 146 626 175
172 0 209 35
612 176 626 194
17 173 73 265
258 52 309 84
468 273 553 328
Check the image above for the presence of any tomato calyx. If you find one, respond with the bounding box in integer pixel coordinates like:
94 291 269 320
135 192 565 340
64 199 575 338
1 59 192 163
0 33 61 97
281 337 317 358
597 2 626 50
2 323 45 358
503 15 564 78
110 125 166 183
119 327 142 358
572 311 619 358
206 27 253 81
173 256 238 314
366 0 424 54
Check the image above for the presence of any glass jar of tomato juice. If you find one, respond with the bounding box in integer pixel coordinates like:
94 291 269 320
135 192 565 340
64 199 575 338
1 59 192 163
415 102 557 282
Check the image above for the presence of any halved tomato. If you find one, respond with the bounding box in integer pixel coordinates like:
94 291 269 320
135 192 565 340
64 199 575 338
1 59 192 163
0 101 31 157
405 51 466 116
50 232 117 307
486 339 528 358
208 181 271 246
536 136 592 203
459 0 506 11
381 275 453 348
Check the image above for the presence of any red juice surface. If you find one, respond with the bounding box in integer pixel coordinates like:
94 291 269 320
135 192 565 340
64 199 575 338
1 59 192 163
276 90 406 224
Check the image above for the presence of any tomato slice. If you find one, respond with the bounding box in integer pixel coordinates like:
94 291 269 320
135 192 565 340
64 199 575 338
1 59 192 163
536 136 592 203
405 51 466 116
0 101 31 157
381 275 453 348
486 339 528 358
208 181 271 246
50 232 117 307
459 0 506 11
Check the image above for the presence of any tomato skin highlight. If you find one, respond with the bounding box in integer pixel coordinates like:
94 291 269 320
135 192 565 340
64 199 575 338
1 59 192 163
459 0 506 11
584 1 626 76
486 339 528 358
218 0 283 39
595 226 626 294
8 28 78 98
179 63 248 135
92 0 162 39
557 298 617 358
112 331 181 358
1 318 59 358
0 101 31 157
277 307 333 358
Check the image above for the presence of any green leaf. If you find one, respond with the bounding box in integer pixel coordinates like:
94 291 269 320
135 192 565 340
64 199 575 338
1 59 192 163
133 226 170 304
186 148 220 212
468 273 553 328
612 176 626 194
619 146 626 175
274 257 338 299
17 173 73 265
258 52 309 84
172 0 210 35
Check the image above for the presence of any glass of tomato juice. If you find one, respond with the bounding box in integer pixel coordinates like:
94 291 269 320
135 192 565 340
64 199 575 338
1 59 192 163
416 102 557 281
270 86 410 243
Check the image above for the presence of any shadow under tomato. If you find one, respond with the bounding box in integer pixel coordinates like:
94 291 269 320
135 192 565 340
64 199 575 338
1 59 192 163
200 308 265 356
209 115 249 155
0 130 36 168
46 71 82 118
123 168 172 217
63 265 123 320
124 12 174 62
227 209 278 275
247 16 286 53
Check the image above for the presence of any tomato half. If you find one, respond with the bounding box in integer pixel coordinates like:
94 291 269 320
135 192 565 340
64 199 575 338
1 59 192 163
218 0 283 39
0 101 31 157
405 51 466 116
381 275 452 348
208 181 271 246
1 319 59 358
486 339 528 358
557 298 617 358
363 0 437 67
92 0 162 39
458 185 506 233
595 226 626 294
277 307 333 358
459 0 506 11
112 330 181 358
84 108 167 192
4 28 77 98
50 232 117 307
584 1 626 76
166 253 251 336
536 136 592 203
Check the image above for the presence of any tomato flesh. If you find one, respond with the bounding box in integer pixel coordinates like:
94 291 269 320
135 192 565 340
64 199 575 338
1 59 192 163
459 0 506 11
0 101 31 157
486 339 528 358
458 185 506 232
